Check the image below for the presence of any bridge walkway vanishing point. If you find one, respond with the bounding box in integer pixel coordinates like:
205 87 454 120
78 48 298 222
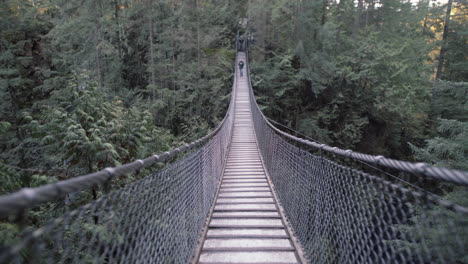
197 52 304 264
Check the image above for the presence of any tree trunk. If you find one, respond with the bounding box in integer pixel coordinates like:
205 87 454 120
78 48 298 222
149 16 156 100
196 0 201 66
96 33 104 89
353 0 363 36
321 0 327 26
317 0 327 50
436 0 453 80
368 0 375 26
96 4 105 89
114 0 122 59
171 35 177 131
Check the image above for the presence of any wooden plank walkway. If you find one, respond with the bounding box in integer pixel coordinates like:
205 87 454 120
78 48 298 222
197 53 303 264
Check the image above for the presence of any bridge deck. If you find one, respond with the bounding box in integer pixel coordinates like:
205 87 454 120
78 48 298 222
197 53 302 264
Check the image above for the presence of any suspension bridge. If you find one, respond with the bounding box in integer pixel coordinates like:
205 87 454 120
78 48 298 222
0 44 467 263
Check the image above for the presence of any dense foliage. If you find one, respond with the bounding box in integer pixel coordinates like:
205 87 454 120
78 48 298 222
0 0 466 258
247 0 466 160
0 0 241 243
245 0 467 181
245 1 467 260
0 0 242 194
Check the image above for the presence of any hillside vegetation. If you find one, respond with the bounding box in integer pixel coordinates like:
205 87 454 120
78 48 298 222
0 0 466 246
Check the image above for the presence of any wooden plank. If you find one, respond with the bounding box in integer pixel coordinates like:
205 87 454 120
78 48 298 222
199 251 298 264
209 219 283 228
203 238 293 251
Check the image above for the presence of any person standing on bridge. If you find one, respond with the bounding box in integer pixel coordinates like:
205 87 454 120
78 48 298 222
238 60 245 77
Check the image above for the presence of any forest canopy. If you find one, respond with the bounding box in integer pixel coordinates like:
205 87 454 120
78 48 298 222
0 0 466 247
1 0 244 195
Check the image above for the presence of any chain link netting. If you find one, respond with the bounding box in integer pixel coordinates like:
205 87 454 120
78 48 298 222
0 82 236 264
247 58 468 263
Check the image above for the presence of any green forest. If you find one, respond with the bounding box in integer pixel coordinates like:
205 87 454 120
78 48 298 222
0 0 467 250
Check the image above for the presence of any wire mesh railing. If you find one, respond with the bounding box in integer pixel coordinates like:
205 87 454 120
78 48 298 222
0 58 238 264
246 52 468 263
